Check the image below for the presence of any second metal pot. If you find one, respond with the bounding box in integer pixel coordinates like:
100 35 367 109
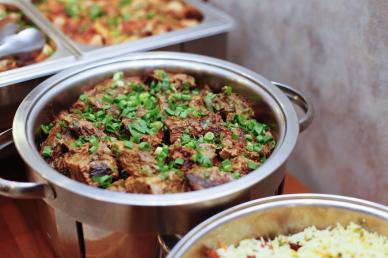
168 194 388 257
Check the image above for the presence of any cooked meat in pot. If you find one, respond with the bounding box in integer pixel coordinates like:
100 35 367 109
40 70 276 193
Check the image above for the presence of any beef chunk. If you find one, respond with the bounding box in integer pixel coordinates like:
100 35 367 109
219 129 246 159
164 116 186 143
55 143 118 186
197 143 217 161
186 166 233 190
164 113 222 143
117 144 157 177
231 156 257 175
169 144 196 171
107 172 187 194
213 93 254 118
152 70 196 91
57 150 94 185
59 112 105 137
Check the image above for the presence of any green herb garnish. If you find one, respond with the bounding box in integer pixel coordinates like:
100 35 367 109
41 123 53 134
92 175 112 188
42 146 52 157
139 142 151 151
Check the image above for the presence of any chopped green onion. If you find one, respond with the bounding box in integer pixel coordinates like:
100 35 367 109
106 122 121 133
253 144 262 152
223 85 233 95
92 175 112 188
56 132 62 139
174 158 185 166
154 146 164 155
192 152 212 168
204 92 215 111
244 134 253 141
204 132 215 142
147 12 156 19
79 94 89 102
59 120 67 129
232 132 239 140
124 140 133 149
41 123 53 134
123 12 132 20
257 134 273 144
89 4 103 20
253 124 266 136
248 161 258 170
150 121 163 130
119 0 132 7
130 119 149 134
88 136 99 153
221 159 232 172
42 146 52 157
139 142 151 151
64 3 80 17
103 94 114 103
232 172 241 179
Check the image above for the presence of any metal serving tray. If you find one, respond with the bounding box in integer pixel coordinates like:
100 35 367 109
0 0 77 129
0 0 78 83
0 0 234 129
27 0 232 55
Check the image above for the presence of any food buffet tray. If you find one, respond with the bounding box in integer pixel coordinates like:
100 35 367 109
0 0 234 129
28 0 234 55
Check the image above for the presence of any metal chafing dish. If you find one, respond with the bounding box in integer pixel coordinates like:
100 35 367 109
0 0 234 129
168 194 388 257
0 52 313 258
0 0 77 129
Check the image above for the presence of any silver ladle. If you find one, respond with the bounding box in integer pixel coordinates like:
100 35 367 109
0 24 46 59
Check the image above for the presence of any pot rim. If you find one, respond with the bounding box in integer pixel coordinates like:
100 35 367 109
168 193 388 257
13 51 299 206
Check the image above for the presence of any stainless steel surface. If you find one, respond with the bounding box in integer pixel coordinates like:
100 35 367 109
0 128 12 150
0 177 53 198
4 52 311 234
0 22 18 42
271 81 314 132
158 234 183 257
38 201 160 258
83 223 158 258
0 27 45 58
37 201 83 258
168 194 388 258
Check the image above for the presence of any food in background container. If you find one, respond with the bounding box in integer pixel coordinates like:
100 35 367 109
0 4 55 72
34 0 203 46
206 223 388 258
39 69 277 193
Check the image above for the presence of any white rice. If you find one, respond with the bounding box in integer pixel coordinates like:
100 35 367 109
215 222 388 258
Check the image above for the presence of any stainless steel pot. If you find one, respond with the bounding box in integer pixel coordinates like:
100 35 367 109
0 52 313 235
168 194 388 258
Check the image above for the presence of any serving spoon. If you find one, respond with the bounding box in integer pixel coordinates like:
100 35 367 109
0 24 46 59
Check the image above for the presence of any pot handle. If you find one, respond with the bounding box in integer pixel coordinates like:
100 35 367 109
271 81 314 132
0 128 55 199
